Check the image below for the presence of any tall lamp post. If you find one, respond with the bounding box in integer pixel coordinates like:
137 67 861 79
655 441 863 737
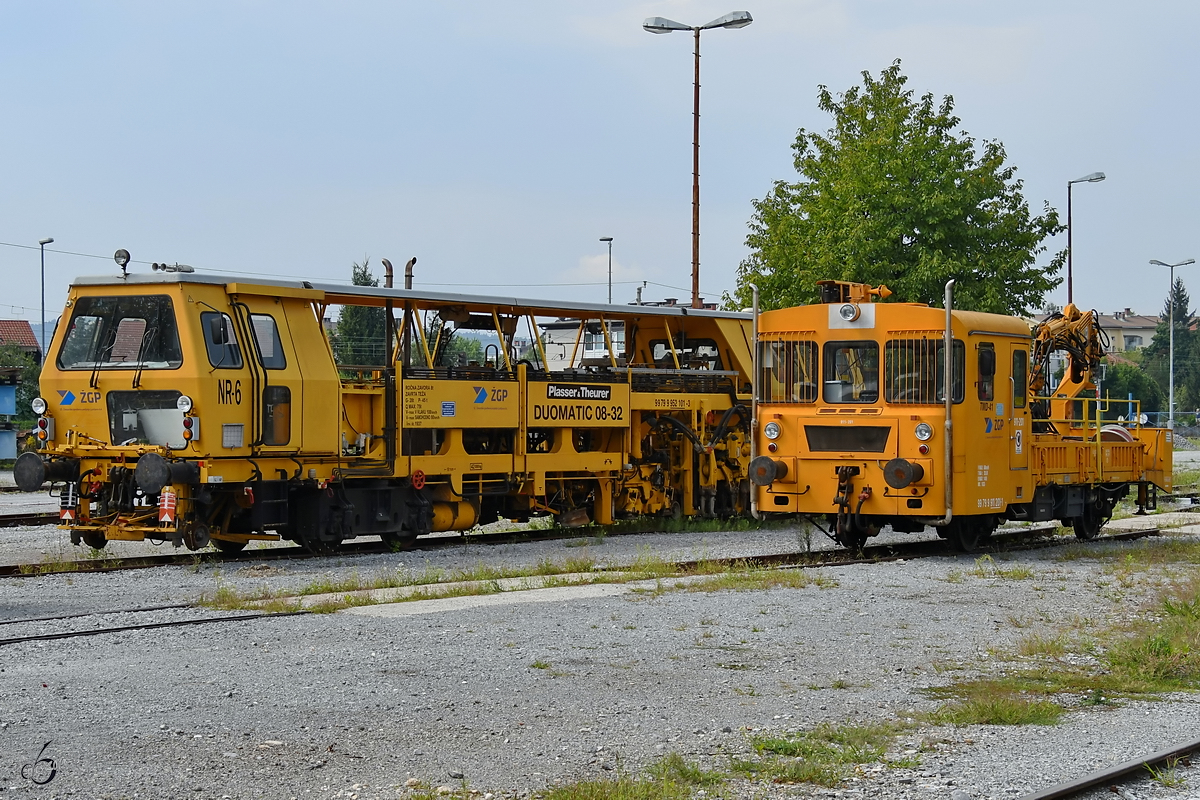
1151 258 1196 428
1066 172 1105 305
599 237 614 304
38 237 54 363
644 10 752 309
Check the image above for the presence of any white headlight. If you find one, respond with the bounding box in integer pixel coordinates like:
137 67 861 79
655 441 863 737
176 395 194 412
31 397 47 415
764 421 781 440
914 422 934 441
838 303 860 321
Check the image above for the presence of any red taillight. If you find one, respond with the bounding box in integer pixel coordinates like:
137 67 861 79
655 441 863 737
183 417 193 429
767 442 778 453
918 444 929 454
37 419 48 430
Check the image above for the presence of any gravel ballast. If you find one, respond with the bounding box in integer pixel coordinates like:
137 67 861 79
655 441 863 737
3 507 1200 798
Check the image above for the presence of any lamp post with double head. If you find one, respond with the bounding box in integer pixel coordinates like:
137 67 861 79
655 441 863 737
1066 172 1105 305
1151 258 1196 428
600 237 614 304
37 237 54 363
644 10 752 309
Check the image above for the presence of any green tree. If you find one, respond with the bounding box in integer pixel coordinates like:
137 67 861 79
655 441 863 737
334 260 387 366
1100 359 1165 420
1140 277 1196 407
729 61 1064 315
0 343 40 424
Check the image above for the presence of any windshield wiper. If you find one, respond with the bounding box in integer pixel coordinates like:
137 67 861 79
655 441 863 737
132 326 160 388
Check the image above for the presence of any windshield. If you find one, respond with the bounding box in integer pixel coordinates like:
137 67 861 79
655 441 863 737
57 295 183 371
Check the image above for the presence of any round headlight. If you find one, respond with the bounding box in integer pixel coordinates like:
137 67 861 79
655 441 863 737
176 395 194 412
838 303 860 321
914 422 934 441
31 397 47 415
763 421 781 440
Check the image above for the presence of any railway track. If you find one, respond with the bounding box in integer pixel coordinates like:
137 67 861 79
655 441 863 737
1020 736 1200 799
0 515 1159 579
0 511 57 527
0 525 1163 648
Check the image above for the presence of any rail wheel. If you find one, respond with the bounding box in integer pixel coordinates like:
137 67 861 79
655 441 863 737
81 531 107 549
213 539 247 554
183 522 212 550
942 517 995 554
1073 494 1112 541
381 530 417 551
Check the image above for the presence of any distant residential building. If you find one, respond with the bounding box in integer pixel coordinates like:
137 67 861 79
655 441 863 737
0 319 41 365
1095 309 1158 352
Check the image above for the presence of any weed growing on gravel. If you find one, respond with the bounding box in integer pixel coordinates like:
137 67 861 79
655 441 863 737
924 692 1064 725
1017 633 1070 658
1146 757 1187 788
970 555 1034 580
539 752 721 800
684 566 837 593
737 721 910 787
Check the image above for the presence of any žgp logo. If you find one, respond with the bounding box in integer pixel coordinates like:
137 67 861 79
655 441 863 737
473 387 488 404
58 390 76 406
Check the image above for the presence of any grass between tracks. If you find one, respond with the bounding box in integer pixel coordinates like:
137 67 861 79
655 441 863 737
199 549 839 614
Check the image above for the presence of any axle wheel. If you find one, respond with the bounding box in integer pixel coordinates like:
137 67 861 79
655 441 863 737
381 530 417 551
81 531 107 550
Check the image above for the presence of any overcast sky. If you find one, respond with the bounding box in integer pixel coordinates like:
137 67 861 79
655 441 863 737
3 1 1197 342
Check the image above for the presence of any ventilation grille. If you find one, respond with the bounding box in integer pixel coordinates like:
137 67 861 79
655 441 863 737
804 425 891 453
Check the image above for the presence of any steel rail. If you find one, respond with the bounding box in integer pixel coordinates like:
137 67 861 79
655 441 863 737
0 603 193 626
1020 735 1200 799
0 512 57 528
0 611 308 647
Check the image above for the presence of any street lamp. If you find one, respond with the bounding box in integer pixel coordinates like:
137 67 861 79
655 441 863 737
599 237 614 304
644 10 752 309
1066 172 1105 305
1151 258 1196 429
38 237 53 363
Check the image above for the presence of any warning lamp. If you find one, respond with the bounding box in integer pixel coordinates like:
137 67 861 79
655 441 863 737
182 415 199 442
36 416 54 445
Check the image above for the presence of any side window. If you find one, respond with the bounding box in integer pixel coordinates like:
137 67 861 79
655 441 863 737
977 343 996 401
1012 349 1027 408
201 312 243 369
823 341 879 403
250 314 286 370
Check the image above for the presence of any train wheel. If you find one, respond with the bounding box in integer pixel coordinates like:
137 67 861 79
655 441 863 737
213 539 247 554
297 531 342 555
81 531 107 549
381 530 417 551
1073 506 1105 541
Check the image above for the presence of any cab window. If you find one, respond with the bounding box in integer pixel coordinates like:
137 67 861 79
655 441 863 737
57 295 182 371
823 341 878 403
201 312 243 369
250 314 286 370
1013 349 1027 408
977 343 996 401
884 339 965 404
757 340 817 403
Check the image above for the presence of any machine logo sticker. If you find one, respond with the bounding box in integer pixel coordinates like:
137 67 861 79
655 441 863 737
985 418 993 433
473 387 488 404
57 390 76 406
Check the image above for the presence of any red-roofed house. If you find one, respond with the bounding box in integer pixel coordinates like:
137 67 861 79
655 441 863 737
0 320 41 365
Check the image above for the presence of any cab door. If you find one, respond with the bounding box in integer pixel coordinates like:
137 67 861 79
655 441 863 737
237 298 302 453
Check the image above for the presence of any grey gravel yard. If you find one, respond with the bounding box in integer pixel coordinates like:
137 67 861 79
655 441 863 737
3 509 1200 799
